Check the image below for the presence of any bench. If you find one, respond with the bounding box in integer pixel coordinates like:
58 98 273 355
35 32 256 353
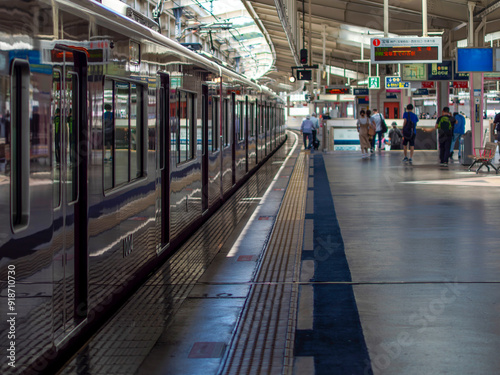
468 141 499 174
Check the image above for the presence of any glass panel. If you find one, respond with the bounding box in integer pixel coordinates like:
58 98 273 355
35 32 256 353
179 91 187 162
170 88 177 160
197 94 203 152
250 104 254 137
224 99 231 147
235 101 241 142
103 80 113 190
52 70 61 207
159 87 165 170
130 84 140 179
222 99 226 147
242 101 246 140
115 81 129 185
66 72 78 203
211 97 218 151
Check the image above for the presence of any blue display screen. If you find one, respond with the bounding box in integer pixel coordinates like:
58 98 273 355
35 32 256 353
457 48 493 72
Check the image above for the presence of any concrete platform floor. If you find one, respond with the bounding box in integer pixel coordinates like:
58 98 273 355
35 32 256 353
318 149 500 375
60 144 500 375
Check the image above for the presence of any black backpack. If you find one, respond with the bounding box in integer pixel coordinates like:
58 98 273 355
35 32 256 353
390 128 402 146
437 115 453 136
402 116 414 139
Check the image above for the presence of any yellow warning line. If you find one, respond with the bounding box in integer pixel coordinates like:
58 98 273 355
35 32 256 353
222 145 309 375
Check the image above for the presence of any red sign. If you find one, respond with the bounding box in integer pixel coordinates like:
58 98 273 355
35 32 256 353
421 81 435 89
373 39 381 47
452 81 468 89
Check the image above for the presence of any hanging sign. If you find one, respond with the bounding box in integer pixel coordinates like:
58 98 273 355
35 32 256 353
385 76 410 88
371 37 442 64
428 60 453 80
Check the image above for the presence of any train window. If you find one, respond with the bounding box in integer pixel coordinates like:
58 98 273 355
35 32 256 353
170 88 177 159
197 95 203 152
10 60 31 231
210 97 219 152
237 101 245 142
103 80 114 190
259 104 264 133
130 84 140 179
249 103 255 137
115 81 129 185
103 78 144 190
66 72 78 203
52 70 62 208
223 98 231 148
178 90 195 163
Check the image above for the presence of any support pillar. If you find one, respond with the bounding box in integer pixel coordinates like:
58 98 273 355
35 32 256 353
436 81 449 117
470 73 484 149
173 7 183 39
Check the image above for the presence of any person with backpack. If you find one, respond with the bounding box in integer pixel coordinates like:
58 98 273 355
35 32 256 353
388 121 403 150
450 111 465 160
435 107 456 167
370 108 386 152
402 103 419 164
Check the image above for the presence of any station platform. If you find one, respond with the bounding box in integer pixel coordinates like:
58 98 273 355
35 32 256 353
60 131 500 375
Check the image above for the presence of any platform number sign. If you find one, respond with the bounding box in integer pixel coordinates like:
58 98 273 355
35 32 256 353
368 76 380 89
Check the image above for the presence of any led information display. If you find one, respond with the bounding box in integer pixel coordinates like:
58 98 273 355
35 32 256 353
325 86 350 94
456 48 493 72
371 37 442 64
297 69 312 80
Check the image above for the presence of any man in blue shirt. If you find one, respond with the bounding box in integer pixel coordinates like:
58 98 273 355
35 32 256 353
402 104 419 164
450 112 465 160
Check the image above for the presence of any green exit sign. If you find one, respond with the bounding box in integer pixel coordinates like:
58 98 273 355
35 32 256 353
368 76 380 89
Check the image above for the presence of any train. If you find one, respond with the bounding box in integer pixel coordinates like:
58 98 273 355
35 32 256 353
0 1 285 373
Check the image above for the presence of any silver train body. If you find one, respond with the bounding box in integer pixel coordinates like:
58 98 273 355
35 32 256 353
0 1 285 373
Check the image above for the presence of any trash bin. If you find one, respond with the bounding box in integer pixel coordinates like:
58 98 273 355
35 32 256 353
459 131 472 165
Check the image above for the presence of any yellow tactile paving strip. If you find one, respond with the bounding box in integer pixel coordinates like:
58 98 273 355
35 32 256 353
221 149 309 375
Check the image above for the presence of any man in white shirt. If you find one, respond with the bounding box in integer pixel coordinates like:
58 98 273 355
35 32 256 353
310 113 320 146
370 109 385 152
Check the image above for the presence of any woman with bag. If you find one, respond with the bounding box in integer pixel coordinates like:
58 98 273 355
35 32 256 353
357 109 372 158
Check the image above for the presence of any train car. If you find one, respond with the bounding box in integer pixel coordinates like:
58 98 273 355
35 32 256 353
0 1 285 373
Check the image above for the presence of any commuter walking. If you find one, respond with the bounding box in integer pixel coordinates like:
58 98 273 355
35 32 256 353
388 122 403 150
402 104 419 164
494 112 500 161
435 107 456 167
449 111 465 160
370 108 385 152
300 114 314 150
311 112 319 145
356 109 371 158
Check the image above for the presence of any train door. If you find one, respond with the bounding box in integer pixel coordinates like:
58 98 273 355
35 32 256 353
52 47 88 345
202 85 208 211
245 97 249 173
158 73 170 249
231 92 236 186
255 99 259 164
384 102 400 119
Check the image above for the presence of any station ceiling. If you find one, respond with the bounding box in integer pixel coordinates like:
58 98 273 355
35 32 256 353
246 0 500 90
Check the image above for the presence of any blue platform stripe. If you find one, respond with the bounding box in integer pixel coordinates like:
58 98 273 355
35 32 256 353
295 153 373 374
333 140 360 145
